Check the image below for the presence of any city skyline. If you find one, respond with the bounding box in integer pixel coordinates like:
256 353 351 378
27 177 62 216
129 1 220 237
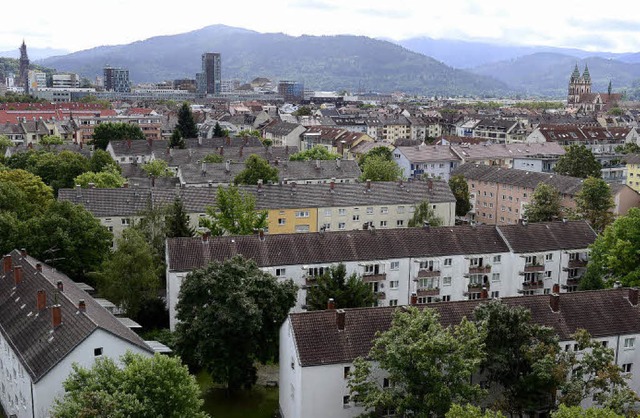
1 0 639 55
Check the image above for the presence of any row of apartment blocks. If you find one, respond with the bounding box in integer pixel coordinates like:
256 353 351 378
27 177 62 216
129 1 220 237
57 179 456 241
165 220 597 330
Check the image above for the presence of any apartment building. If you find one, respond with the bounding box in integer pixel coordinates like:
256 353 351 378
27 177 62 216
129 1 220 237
394 143 462 180
165 220 595 330
625 154 640 193
74 115 163 144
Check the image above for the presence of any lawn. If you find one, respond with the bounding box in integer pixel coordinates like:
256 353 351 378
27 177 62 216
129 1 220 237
197 370 279 418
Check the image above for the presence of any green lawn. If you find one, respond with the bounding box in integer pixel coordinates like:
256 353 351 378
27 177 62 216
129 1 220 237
197 370 279 418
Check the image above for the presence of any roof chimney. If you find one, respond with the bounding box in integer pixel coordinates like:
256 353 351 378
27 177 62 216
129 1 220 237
550 293 560 312
20 248 27 258
147 137 153 148
88 182 95 189
14 265 23 286
327 298 336 310
127 139 132 149
36 263 42 272
78 299 87 313
258 228 265 241
219 146 224 156
366 179 371 191
257 179 263 191
202 231 211 243
336 158 341 169
336 309 346 331
315 159 321 169
201 162 207 174
123 182 129 188
3 255 12 274
198 136 202 146
52 304 62 328
629 288 639 306
225 160 230 172
481 286 488 299
37 289 47 311
427 179 433 192
410 293 418 305
552 283 560 294
330 178 335 191
57 280 64 292
239 146 243 157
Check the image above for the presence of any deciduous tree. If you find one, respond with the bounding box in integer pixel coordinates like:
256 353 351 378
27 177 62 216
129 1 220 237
200 185 267 236
449 174 472 217
73 164 126 188
289 145 341 161
408 199 444 227
524 183 563 223
305 264 377 310
92 122 145 150
174 255 297 392
51 353 207 418
575 177 614 233
234 154 279 185
359 155 402 182
446 404 506 418
349 306 486 417
0 169 54 218
554 145 601 178
551 405 624 418
141 159 173 182
89 149 120 173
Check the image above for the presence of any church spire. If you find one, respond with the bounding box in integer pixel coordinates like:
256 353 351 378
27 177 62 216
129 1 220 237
571 63 580 82
582 64 591 83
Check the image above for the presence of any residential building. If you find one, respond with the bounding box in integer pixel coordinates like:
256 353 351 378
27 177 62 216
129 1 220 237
103 66 130 93
278 81 304 102
0 250 154 418
52 73 80 88
106 138 169 164
451 142 566 168
393 143 462 180
279 288 640 418
165 220 595 330
74 115 163 144
263 121 306 148
625 154 640 192
27 70 47 91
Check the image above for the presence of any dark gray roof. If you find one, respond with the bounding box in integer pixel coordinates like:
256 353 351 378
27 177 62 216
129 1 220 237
452 163 584 195
108 139 169 157
58 187 153 217
184 137 263 148
497 221 596 253
0 250 152 382
278 159 361 181
264 121 304 136
290 288 640 366
5 143 92 158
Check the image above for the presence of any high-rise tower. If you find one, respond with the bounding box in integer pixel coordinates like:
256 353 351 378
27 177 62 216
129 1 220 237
200 53 221 95
18 40 29 89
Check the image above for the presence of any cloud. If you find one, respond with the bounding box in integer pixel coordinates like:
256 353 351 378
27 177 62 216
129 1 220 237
355 8 411 19
566 18 640 32
289 0 340 10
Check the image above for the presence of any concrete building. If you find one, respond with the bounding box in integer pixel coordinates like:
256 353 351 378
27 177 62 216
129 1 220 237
103 66 130 93
394 143 462 180
200 53 221 95
52 73 80 88
278 80 304 102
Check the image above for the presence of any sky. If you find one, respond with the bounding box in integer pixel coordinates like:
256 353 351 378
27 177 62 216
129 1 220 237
1 0 639 54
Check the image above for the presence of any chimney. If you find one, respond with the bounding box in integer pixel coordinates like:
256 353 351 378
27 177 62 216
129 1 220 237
88 182 95 189
239 146 243 158
330 178 335 191
336 158 341 169
410 293 418 305
291 182 296 194
147 137 152 148
219 146 224 156
258 229 265 241
481 286 488 299
427 179 433 192
123 182 129 188
37 290 46 310
3 255 12 274
552 283 560 294
398 178 403 188
629 288 639 306
226 136 231 145
327 298 336 310
274 158 279 166
20 248 27 258
225 160 230 172
127 139 132 149
336 309 346 331
202 231 211 243
550 294 560 312
36 263 42 272
57 280 64 292
52 304 62 328
285 145 289 155
201 162 207 174
614 281 622 289
315 159 321 169
366 179 371 191
198 136 202 146
78 299 87 313
14 265 23 285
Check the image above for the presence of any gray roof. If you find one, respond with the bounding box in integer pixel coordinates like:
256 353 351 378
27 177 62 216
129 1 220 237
108 139 169 157
278 159 361 181
452 163 584 195
290 288 640 366
264 121 304 136
396 144 462 163
58 187 153 217
0 250 153 382
5 142 92 158
451 142 566 161
166 220 593 271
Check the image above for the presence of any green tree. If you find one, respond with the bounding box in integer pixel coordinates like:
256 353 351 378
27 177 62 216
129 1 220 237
51 352 208 418
0 169 54 218
0 212 22 255
40 134 64 146
575 177 615 233
551 404 624 418
349 306 486 417
169 129 186 149
131 203 169 276
554 145 602 178
615 143 640 154
524 183 563 223
94 228 160 317
174 255 297 392
581 208 640 289
358 146 393 167
28 151 90 193
89 149 120 173
446 404 506 418
200 185 267 236
176 102 199 139
203 153 224 163
234 154 279 185
141 159 174 185
73 164 126 188
559 329 638 415
92 122 145 150
293 105 312 116
473 300 565 414
213 122 225 138
166 197 195 238
359 155 402 182
289 145 341 161
238 129 261 138
449 174 472 217
21 201 112 281
408 200 444 227
305 264 377 310
0 134 13 152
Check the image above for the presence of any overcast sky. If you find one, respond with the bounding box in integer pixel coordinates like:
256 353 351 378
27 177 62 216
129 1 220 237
1 0 638 54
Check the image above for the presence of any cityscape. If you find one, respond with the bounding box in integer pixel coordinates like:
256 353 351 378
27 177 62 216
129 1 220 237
2 7 640 418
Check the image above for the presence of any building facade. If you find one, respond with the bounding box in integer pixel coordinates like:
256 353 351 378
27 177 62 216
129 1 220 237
103 66 131 93
200 53 221 95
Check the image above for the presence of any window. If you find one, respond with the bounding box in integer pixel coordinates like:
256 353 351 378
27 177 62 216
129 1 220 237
353 214 360 221
491 291 500 298
343 395 351 408
94 347 103 357
121 218 130 225
492 273 500 282
624 338 635 349
389 299 398 306
602 341 609 348
380 220 387 227
381 207 388 214
338 208 346 216
366 207 373 214
493 255 501 263
295 225 310 233
444 258 452 266
322 223 331 230
324 209 332 217
622 363 633 373
383 378 391 388
390 261 400 270
343 366 351 379
275 268 286 277
396 220 404 227
364 264 381 275
442 277 452 286
441 295 451 302
389 280 399 289
338 222 346 230
545 271 552 278
307 267 327 277
295 211 310 218
397 206 405 213
278 218 286 225
545 253 553 261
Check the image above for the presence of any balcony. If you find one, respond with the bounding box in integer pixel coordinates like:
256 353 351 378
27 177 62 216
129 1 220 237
305 276 318 286
521 280 544 290
468 283 489 292
417 269 441 278
567 277 582 286
568 259 588 269
468 265 491 274
417 287 440 297
523 264 544 273
363 273 387 283
376 292 386 300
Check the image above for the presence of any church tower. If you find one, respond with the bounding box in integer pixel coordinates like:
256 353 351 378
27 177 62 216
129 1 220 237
567 64 592 108
18 40 29 89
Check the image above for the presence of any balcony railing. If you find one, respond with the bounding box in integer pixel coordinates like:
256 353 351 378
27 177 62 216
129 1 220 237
468 283 489 292
417 269 441 278
521 280 544 289
376 292 386 300
568 259 588 269
524 264 544 272
417 287 440 297
363 273 387 283
468 265 491 274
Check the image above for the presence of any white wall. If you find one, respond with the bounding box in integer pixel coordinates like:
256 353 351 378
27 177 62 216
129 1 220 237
0 332 34 418
279 318 303 418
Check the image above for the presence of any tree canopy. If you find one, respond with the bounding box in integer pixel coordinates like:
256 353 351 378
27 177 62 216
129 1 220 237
200 185 267 236
176 102 199 139
554 145 602 178
358 146 393 166
92 122 145 150
575 177 614 233
169 129 186 149
524 183 563 223
51 352 207 418
141 159 173 179
289 145 341 161
551 405 624 418
449 174 472 218
446 404 506 418
408 199 444 227
305 263 377 310
165 197 195 238
174 255 297 392
203 153 224 163
234 154 279 185
0 168 54 218
359 155 403 182
349 306 486 417
89 149 119 173
73 164 126 188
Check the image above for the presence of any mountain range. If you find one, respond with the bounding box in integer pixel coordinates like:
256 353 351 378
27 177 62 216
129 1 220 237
23 25 640 98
